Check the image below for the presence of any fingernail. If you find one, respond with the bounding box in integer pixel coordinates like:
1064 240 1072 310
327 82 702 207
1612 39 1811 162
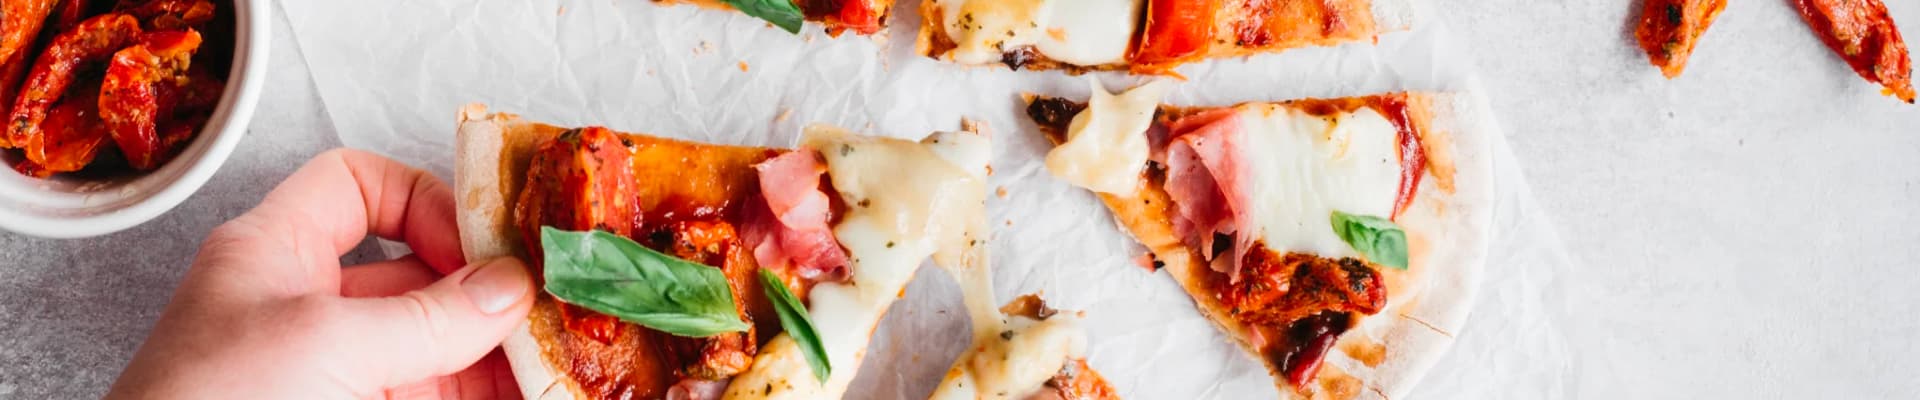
461 258 531 314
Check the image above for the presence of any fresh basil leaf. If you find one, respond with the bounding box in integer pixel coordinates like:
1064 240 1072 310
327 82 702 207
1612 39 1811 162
540 226 749 337
1329 211 1409 270
722 0 804 34
759 268 830 382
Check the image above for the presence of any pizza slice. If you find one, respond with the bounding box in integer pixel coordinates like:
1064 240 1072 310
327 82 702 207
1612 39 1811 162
915 0 1412 75
1792 0 1914 103
656 0 889 36
1633 0 1727 78
1020 80 1484 398
453 105 992 399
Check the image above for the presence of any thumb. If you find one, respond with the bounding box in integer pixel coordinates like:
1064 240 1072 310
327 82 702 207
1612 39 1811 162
327 257 536 391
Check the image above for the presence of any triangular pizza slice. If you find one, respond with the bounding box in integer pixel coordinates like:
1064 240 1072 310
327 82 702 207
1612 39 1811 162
1019 80 1484 398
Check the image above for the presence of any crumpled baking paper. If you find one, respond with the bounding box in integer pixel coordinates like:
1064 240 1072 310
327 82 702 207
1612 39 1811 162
281 0 1575 398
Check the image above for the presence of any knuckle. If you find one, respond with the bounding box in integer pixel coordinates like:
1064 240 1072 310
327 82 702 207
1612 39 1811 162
394 291 452 361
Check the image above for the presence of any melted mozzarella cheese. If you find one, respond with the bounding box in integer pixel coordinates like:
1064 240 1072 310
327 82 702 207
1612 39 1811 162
724 126 989 400
1033 0 1139 66
930 314 1087 400
937 0 1139 66
1235 104 1403 258
1045 78 1169 195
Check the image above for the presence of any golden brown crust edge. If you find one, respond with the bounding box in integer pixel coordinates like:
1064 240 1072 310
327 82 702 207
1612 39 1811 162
453 104 583 400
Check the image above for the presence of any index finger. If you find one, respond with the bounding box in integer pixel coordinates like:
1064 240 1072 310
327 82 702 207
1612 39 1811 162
242 148 469 275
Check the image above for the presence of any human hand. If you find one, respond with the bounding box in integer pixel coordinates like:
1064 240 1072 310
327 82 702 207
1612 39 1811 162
108 149 535 399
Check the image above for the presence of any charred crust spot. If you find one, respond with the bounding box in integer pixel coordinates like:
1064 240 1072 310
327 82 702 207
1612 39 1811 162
1665 3 1683 25
1025 97 1086 130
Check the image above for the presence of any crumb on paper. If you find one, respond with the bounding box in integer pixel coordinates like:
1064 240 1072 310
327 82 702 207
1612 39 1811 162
1004 219 1013 226
557 5 565 15
995 187 1008 198
863 122 874 131
695 41 714 55
775 108 793 123
738 61 750 72
1134 252 1162 272
804 34 815 43
959 118 991 137
646 69 656 76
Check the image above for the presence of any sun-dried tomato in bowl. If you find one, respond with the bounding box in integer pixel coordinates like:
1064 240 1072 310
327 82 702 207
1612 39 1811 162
0 0 232 179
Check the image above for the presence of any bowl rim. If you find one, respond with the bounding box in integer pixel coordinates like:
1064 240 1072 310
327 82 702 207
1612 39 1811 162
0 0 272 239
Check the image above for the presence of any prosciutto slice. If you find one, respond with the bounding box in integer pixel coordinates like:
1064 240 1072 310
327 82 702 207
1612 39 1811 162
748 149 850 282
1162 109 1256 280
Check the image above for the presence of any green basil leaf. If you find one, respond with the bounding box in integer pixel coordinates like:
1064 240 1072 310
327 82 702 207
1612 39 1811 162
1329 211 1409 270
759 268 830 382
721 0 804 34
540 226 750 337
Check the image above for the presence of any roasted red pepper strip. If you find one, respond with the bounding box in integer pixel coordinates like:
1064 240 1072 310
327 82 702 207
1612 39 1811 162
1 0 60 63
121 0 215 30
1794 0 1914 103
21 82 108 177
1635 0 1728 78
99 28 200 170
5 14 141 150
1132 0 1218 72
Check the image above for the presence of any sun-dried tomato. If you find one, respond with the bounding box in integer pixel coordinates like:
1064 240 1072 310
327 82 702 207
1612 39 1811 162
5 14 141 150
120 0 215 30
0 0 60 63
99 29 200 170
21 83 109 177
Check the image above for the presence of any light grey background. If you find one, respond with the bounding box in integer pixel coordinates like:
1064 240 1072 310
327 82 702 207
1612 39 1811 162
1 1 1916 399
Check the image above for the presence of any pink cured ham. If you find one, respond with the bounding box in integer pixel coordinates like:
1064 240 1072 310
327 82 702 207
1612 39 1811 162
665 378 730 400
1162 109 1256 280
749 149 851 282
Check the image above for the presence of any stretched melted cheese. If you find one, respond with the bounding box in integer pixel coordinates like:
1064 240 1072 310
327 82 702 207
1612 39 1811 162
1045 78 1170 195
929 313 1087 400
724 126 989 400
937 0 1140 66
1235 104 1403 258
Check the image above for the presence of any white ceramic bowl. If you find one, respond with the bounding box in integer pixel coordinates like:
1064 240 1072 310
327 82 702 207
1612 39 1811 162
0 0 270 239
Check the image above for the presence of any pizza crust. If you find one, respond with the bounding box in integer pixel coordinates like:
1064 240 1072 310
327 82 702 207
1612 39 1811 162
1025 91 1492 399
453 104 579 400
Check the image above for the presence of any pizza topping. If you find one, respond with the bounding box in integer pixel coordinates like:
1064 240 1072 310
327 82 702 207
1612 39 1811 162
930 294 1092 400
1131 0 1218 70
666 378 732 400
1044 78 1169 195
757 268 830 382
1793 0 1914 103
937 0 1140 66
1634 0 1727 78
1236 103 1403 263
750 149 852 282
721 0 806 34
1163 108 1253 277
1329 211 1407 270
539 227 751 338
1215 248 1383 388
726 125 989 398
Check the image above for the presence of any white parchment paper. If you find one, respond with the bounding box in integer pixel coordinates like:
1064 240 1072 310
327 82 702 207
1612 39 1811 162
282 0 1575 398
